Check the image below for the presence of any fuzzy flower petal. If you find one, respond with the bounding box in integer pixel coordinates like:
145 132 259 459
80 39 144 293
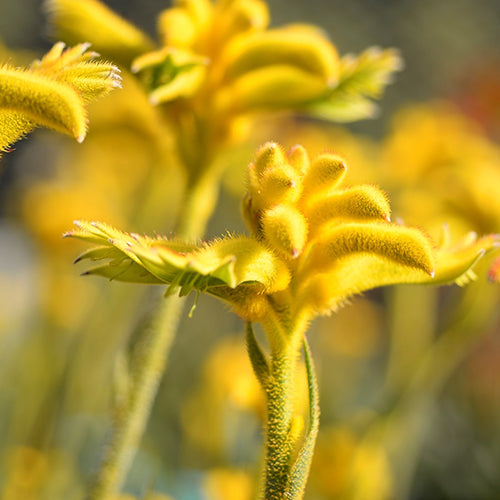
0 42 121 154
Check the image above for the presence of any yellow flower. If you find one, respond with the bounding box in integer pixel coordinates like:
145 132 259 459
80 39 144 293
0 41 121 155
203 468 254 500
66 143 498 333
379 102 500 238
310 427 393 500
46 0 402 124
0 446 48 500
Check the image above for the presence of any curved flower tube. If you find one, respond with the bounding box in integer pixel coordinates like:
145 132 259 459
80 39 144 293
0 42 121 155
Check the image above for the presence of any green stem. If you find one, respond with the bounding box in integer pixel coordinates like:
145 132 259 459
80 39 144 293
88 294 184 500
176 169 221 241
87 173 220 500
262 334 320 500
264 342 298 499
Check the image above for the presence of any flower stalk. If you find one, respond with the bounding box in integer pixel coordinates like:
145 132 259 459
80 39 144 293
264 343 298 498
87 174 219 500
88 292 183 500
247 319 320 500
68 143 499 499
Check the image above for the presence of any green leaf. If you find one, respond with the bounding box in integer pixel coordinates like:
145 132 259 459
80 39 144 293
132 47 208 104
66 220 291 299
306 47 403 122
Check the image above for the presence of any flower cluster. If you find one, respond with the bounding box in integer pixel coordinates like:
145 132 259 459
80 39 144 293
46 0 402 126
66 143 498 330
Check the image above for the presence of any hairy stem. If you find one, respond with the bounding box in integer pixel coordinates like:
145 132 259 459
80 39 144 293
87 173 219 500
88 294 184 500
264 343 298 499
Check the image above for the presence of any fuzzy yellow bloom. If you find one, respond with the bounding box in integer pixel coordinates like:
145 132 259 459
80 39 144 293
46 0 402 128
0 42 121 155
66 143 498 329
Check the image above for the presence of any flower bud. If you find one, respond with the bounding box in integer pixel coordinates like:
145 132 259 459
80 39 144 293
261 205 308 258
0 64 87 142
301 153 346 200
287 144 310 175
254 141 286 176
256 163 302 209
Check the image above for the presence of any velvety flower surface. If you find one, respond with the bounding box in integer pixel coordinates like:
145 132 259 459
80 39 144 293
66 143 499 323
0 42 121 154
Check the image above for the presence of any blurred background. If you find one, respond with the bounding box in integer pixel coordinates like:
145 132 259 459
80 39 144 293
0 1 499 499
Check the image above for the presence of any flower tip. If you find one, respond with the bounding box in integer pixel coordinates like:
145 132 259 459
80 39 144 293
76 132 86 143
429 269 435 278
291 248 300 258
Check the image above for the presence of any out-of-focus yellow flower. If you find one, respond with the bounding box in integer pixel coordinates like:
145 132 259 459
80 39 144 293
380 102 500 239
182 336 263 457
317 297 385 358
182 335 308 457
46 0 402 164
202 468 254 500
45 0 155 66
310 427 393 500
0 446 48 500
0 41 121 155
